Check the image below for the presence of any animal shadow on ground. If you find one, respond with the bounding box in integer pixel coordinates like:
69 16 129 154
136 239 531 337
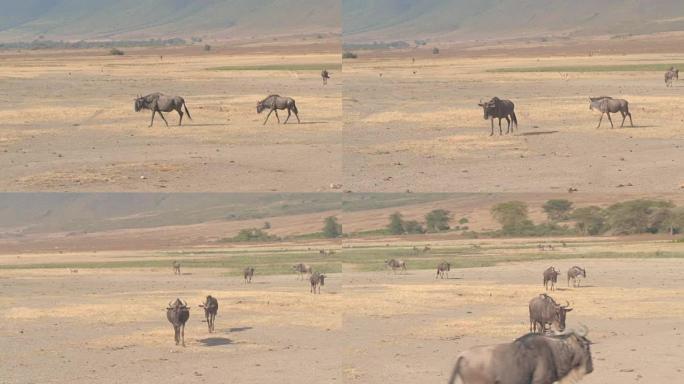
180 273 193 276
295 121 328 125
553 288 571 292
179 123 229 127
197 337 233 347
517 130 558 136
227 326 253 333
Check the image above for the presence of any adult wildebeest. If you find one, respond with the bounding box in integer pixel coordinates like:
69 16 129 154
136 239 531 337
135 93 192 127
567 266 587 288
292 263 312 280
321 69 330 85
665 67 679 87
172 261 181 275
243 267 255 283
166 298 190 346
198 295 218 333
589 96 633 128
310 271 326 294
436 262 451 279
478 97 518 136
385 259 407 273
529 294 573 334
543 266 561 291
256 94 300 125
448 327 593 384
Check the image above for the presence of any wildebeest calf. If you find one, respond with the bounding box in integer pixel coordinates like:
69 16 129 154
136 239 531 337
448 328 593 384
199 295 218 333
166 298 190 346
243 267 255 283
436 262 451 279
310 271 326 294
135 93 192 127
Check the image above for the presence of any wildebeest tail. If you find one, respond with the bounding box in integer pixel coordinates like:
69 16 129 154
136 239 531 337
183 102 192 120
291 101 299 115
510 110 518 128
448 357 463 384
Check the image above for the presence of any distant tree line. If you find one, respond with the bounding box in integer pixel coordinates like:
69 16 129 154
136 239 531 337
0 38 188 51
386 210 468 235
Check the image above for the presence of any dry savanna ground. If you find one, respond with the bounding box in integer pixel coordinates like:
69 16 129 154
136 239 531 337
343 51 684 193
0 44 341 192
2 236 683 383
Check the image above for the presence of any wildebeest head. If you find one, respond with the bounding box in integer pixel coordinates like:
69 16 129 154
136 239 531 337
134 95 146 112
168 298 188 311
256 100 265 114
556 300 573 331
589 96 612 111
478 99 496 120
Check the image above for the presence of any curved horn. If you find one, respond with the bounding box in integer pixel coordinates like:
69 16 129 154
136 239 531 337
563 300 570 308
168 300 173 307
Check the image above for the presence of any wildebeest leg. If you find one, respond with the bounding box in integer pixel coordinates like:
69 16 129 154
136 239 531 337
607 112 614 128
274 110 281 124
150 110 156 127
263 110 274 125
627 112 633 127
284 108 291 124
177 108 184 126
181 323 185 347
174 325 180 345
490 118 494 136
505 116 511 134
157 110 169 127
294 109 300 124
498 118 503 135
596 113 603 129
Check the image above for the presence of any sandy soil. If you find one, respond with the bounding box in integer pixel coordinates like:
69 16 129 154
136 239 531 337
0 46 341 192
343 52 684 192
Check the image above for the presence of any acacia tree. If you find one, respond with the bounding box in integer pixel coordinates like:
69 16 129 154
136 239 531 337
323 216 342 238
388 212 405 235
491 201 531 233
543 199 574 222
425 209 452 232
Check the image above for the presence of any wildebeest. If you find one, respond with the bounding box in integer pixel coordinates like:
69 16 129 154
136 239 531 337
166 298 190 346
436 262 451 279
292 263 312 280
321 69 330 85
310 271 326 294
567 266 587 288
478 97 518 136
665 67 679 87
543 266 561 291
198 295 218 333
172 261 181 275
448 327 593 384
256 94 300 125
529 293 573 334
385 259 407 273
589 96 633 128
134 93 192 127
243 267 255 283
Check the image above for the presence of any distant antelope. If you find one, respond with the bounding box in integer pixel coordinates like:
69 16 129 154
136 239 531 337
68 268 78 274
256 94 300 125
589 96 633 129
134 93 192 127
243 267 255 283
172 261 181 275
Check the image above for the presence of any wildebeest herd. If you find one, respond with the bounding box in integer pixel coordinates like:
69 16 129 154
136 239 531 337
479 66 678 136
162 259 329 347
384 251 593 384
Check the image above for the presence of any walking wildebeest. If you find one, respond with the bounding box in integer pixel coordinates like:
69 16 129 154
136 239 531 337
529 294 573 334
543 266 561 291
321 69 330 85
436 262 451 279
478 97 518 136
134 93 192 127
256 94 300 125
198 295 218 333
172 261 181 275
665 67 679 87
385 259 407 273
310 271 326 294
448 327 593 384
567 266 587 288
292 263 312 280
243 267 255 283
166 298 190 346
589 96 633 128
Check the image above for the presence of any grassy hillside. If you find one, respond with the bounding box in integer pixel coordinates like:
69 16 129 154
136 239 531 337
0 0 340 42
343 0 684 42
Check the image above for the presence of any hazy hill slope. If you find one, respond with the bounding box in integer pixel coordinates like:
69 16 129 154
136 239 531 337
343 0 684 42
0 0 339 41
